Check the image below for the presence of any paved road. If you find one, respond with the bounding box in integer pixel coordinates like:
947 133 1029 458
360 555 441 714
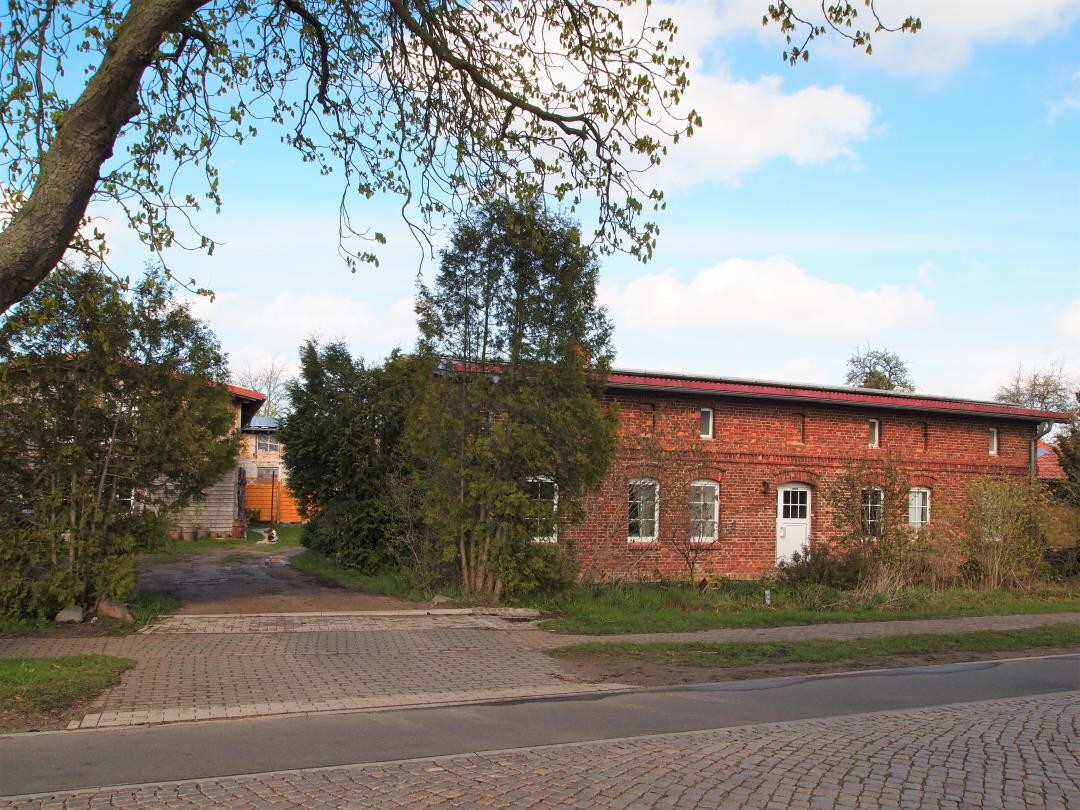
136 547 418 614
3 687 1077 807
2 653 1077 797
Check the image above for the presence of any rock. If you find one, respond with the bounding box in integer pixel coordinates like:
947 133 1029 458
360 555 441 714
55 605 84 623
430 594 453 606
95 598 134 622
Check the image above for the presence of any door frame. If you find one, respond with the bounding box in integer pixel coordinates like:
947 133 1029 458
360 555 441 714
775 483 812 563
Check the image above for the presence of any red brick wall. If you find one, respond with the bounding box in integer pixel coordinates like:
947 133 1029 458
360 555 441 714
560 391 1037 582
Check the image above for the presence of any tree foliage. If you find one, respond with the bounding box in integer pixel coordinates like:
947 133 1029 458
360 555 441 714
995 364 1078 415
279 342 420 569
764 1 921 65
409 201 617 597
0 263 238 617
0 0 699 312
844 347 914 391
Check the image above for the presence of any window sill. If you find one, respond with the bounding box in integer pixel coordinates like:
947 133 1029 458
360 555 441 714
627 538 657 545
690 538 717 545
531 538 558 544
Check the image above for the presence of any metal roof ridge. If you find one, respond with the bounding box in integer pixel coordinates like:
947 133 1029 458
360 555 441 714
607 366 1068 420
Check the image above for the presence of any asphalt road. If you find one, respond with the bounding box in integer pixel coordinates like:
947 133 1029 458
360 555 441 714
2 653 1077 797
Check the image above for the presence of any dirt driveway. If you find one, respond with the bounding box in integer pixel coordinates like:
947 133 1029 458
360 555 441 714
137 546 418 614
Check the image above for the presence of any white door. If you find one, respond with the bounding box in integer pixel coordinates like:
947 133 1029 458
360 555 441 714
776 485 811 563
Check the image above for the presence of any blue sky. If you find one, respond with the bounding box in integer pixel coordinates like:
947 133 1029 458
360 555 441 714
99 1 1080 400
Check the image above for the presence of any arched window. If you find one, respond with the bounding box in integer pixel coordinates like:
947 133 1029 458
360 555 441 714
628 478 659 541
689 480 719 541
908 487 931 530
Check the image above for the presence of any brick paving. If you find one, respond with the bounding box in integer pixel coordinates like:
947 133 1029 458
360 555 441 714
4 691 1077 807
0 614 626 729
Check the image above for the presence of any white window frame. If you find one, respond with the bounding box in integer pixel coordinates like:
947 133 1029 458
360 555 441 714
628 478 659 542
908 487 931 530
526 477 559 543
861 486 884 539
699 408 714 440
868 419 880 448
689 480 719 542
257 434 280 453
989 428 998 456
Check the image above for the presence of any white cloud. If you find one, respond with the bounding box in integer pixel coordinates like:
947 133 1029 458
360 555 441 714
1057 299 1080 343
654 72 875 188
600 256 934 337
915 260 935 286
858 0 1080 77
667 1 1080 78
187 290 417 374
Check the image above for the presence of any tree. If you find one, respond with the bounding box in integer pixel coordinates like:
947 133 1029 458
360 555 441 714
764 2 921 65
234 359 291 418
0 0 700 313
279 342 419 569
409 200 617 597
845 347 914 391
0 262 238 617
995 364 1078 415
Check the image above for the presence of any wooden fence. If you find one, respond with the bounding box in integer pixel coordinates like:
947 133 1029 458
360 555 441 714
245 478 303 523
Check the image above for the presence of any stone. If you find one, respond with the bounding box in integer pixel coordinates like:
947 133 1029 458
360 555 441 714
95 598 134 622
430 594 453 606
55 605 84 623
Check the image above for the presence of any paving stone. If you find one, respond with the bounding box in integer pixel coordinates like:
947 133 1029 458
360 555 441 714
3 692 1076 808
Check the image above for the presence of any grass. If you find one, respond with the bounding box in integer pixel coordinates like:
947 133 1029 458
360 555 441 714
140 521 304 559
289 550 430 603
553 623 1080 668
0 655 136 716
129 592 181 627
534 579 1080 634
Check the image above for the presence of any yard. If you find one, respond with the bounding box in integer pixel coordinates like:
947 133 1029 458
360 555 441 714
0 655 135 732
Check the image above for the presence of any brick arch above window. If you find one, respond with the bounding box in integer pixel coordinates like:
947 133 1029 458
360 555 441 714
908 474 938 489
768 469 821 488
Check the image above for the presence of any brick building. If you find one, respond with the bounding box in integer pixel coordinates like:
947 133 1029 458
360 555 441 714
552 368 1067 581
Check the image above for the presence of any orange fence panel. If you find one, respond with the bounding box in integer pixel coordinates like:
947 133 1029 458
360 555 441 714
245 479 303 523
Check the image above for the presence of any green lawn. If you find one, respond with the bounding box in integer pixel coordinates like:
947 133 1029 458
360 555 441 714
534 580 1080 634
553 623 1080 668
141 522 304 559
289 550 430 603
0 655 135 716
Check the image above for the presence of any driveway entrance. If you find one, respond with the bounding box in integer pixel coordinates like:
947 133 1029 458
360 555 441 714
137 546 416 614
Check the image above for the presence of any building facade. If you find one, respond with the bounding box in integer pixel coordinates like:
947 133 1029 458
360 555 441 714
556 369 1065 581
172 384 265 538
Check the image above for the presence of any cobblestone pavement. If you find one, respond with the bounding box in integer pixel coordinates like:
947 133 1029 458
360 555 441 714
4 691 1077 807
0 614 625 729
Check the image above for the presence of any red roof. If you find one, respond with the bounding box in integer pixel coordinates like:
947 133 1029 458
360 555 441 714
606 368 1069 422
1037 441 1067 480
225 383 266 402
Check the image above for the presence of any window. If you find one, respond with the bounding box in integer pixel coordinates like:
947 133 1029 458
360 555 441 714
989 428 998 456
526 478 558 542
689 480 719 541
861 487 884 538
257 467 277 480
628 478 659 541
699 408 713 439
908 488 931 530
257 434 280 453
781 487 809 519
868 419 880 448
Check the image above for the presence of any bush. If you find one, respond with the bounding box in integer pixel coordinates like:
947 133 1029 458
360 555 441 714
960 477 1047 589
1043 545 1080 579
776 544 865 590
0 528 78 619
301 497 393 572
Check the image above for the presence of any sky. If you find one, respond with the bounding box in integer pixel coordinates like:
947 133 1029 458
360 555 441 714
96 0 1080 400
